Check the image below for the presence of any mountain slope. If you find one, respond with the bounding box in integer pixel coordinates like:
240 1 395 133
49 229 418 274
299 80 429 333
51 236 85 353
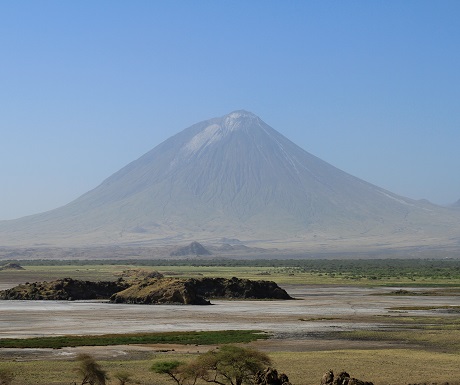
1 110 459 250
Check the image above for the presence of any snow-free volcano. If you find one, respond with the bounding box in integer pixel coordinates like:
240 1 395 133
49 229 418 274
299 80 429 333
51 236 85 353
1 110 459 250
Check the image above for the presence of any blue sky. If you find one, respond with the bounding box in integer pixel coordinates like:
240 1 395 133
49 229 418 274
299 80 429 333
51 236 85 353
1 1 459 220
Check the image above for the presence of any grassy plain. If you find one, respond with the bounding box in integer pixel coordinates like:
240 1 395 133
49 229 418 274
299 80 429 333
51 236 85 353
3 258 460 286
1 259 460 384
1 349 459 385
309 311 460 351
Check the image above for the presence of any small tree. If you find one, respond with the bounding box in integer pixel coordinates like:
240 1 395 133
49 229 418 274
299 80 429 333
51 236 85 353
151 361 185 385
195 345 271 385
153 346 271 385
75 354 108 385
151 359 206 385
113 371 132 385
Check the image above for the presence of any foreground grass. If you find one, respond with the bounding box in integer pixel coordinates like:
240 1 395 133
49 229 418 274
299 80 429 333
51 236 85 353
0 330 267 349
1 349 459 385
270 349 460 385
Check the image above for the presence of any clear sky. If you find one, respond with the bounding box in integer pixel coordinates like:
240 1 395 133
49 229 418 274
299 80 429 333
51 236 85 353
1 1 459 220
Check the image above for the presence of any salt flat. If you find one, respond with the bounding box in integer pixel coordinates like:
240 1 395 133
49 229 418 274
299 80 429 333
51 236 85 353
1 286 457 339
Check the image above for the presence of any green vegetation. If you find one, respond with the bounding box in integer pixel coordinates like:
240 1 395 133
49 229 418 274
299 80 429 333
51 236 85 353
152 345 271 385
76 354 108 385
0 330 267 349
151 360 186 384
3 258 460 286
113 370 133 385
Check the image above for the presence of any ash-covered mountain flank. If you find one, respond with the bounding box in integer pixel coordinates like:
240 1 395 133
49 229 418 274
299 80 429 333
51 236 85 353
1 110 459 250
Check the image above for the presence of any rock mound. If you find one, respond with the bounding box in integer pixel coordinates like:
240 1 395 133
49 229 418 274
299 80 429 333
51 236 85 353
118 269 164 280
321 370 374 385
0 262 25 270
192 277 292 300
255 367 291 385
0 278 127 300
170 242 211 256
110 277 210 305
0 275 291 305
256 369 374 385
111 276 292 305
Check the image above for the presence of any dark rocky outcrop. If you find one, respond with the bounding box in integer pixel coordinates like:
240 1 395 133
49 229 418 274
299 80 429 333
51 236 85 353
0 278 128 301
110 276 292 305
118 269 164 280
255 367 291 385
321 370 374 385
170 241 211 256
256 369 375 385
191 277 292 300
110 277 210 305
0 275 291 305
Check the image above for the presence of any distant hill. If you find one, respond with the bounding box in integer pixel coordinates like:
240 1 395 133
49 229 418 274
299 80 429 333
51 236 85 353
0 110 459 252
170 242 211 256
0 262 24 271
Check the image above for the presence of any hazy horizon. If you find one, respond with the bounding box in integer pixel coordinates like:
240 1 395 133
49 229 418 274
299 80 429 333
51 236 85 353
1 1 459 220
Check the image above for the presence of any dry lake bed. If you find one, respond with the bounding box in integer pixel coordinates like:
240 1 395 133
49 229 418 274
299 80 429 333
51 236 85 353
1 284 459 359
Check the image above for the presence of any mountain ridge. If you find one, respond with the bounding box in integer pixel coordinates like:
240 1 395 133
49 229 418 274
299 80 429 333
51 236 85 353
1 110 459 251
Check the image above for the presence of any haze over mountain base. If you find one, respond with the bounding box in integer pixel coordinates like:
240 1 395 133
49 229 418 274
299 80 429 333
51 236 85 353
1 111 459 253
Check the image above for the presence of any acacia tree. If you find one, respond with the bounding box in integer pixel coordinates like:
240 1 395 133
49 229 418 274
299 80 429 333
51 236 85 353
153 345 271 385
151 361 184 385
113 371 132 385
75 354 108 385
151 360 203 385
196 345 271 385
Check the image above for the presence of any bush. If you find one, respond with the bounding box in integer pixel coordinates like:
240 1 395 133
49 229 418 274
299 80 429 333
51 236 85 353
75 354 108 385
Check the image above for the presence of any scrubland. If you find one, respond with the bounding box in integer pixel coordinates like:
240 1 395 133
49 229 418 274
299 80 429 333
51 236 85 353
1 349 459 385
0 259 459 385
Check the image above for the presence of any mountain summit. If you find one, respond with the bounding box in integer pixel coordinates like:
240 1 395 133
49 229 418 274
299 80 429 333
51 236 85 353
1 110 459 250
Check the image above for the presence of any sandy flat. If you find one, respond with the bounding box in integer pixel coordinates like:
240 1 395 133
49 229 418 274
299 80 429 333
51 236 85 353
0 285 458 359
